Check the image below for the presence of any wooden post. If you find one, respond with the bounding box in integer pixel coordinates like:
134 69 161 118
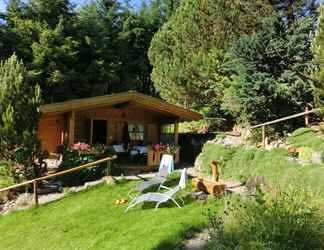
262 125 266 148
90 118 93 144
305 105 309 127
210 161 219 182
33 180 38 206
68 111 75 146
174 120 179 146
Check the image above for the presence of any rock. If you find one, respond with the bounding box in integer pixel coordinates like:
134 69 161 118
102 176 116 186
85 179 104 188
312 152 322 164
15 193 33 208
245 176 266 195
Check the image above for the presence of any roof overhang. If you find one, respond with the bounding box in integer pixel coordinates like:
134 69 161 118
40 91 203 122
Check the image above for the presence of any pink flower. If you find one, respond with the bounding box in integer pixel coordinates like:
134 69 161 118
153 144 160 151
72 142 90 151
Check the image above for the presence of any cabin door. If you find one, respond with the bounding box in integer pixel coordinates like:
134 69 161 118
92 120 107 145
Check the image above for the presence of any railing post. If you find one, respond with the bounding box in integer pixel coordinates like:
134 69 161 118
262 125 266 148
33 180 38 206
106 160 111 176
305 105 309 127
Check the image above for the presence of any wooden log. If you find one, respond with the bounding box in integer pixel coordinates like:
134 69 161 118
192 178 226 197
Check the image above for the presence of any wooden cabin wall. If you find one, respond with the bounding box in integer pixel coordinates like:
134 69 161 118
38 115 64 153
78 106 161 145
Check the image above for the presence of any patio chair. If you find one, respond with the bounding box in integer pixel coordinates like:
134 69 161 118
127 165 169 198
159 154 174 174
125 168 187 212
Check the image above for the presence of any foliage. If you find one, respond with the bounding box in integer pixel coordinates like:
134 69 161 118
312 5 324 109
196 139 324 195
0 178 220 250
1 0 173 103
0 54 41 180
149 0 273 116
0 162 14 188
59 143 116 186
206 187 324 250
223 15 314 127
297 146 315 163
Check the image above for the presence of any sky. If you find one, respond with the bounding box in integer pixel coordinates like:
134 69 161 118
0 0 144 12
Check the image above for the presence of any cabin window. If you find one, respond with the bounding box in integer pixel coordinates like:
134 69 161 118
161 124 174 144
128 124 145 141
161 124 174 134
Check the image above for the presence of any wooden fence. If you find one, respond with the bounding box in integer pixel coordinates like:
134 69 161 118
0 155 117 206
251 108 321 147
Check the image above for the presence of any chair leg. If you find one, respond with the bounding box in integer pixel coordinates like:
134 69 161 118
171 198 182 208
155 202 161 210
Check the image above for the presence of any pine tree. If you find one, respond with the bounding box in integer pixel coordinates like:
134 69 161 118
148 0 273 115
312 5 324 109
0 54 41 172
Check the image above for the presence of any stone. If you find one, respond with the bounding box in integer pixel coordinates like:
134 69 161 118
245 176 266 195
102 176 116 186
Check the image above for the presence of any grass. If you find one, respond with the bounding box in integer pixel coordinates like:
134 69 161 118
197 140 324 197
287 127 324 151
0 176 220 250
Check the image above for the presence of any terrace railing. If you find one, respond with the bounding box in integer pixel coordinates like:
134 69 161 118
0 155 117 206
251 107 321 147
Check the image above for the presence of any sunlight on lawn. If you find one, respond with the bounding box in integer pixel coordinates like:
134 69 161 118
0 179 220 250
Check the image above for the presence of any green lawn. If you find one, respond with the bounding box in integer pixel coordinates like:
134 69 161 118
0 177 219 250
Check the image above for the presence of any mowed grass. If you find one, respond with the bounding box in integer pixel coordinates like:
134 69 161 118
0 177 219 250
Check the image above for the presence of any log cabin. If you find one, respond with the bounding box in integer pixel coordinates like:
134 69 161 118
38 91 202 167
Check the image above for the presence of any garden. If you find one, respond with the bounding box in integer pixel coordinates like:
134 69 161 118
1 0 324 249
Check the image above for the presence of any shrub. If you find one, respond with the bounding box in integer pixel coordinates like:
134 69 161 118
0 162 14 188
0 54 41 180
58 144 116 186
207 187 324 250
298 146 315 163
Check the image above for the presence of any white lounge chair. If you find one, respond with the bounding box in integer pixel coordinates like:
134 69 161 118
125 168 187 212
127 165 169 198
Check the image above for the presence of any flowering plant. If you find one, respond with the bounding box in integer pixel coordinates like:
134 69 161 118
71 142 91 152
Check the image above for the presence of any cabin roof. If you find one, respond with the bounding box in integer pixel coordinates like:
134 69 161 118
40 91 203 122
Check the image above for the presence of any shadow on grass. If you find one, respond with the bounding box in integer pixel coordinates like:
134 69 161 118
153 225 205 250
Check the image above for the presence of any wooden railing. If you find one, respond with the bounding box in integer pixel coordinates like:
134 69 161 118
251 108 321 147
0 155 117 206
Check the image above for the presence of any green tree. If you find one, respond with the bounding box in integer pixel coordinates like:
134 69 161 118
149 0 273 115
312 5 324 108
0 54 41 178
223 15 314 126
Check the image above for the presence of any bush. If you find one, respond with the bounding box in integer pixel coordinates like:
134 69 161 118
58 144 116 187
298 146 315 163
0 162 14 188
207 187 324 250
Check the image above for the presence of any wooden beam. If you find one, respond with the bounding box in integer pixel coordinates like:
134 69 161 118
90 118 93 144
174 120 179 146
251 108 321 129
68 111 75 146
